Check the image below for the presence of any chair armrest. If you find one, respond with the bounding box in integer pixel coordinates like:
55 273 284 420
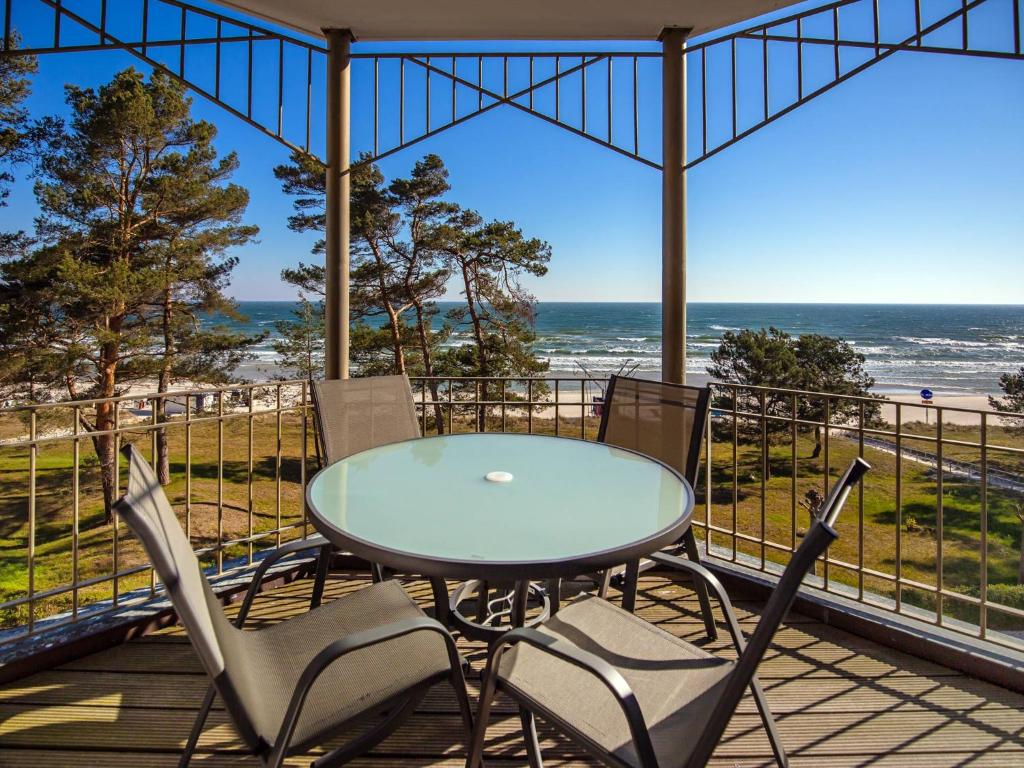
267 616 457 764
495 627 658 768
648 551 747 652
235 535 332 628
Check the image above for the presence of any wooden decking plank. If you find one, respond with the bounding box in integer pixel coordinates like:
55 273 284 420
5 669 1022 719
5 574 1024 766
3 705 1022 759
1 750 1020 768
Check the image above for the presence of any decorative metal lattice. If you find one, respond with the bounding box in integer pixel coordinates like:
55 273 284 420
3 0 1022 169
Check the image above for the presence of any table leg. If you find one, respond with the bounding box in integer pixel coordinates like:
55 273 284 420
510 580 530 627
429 576 450 627
475 581 490 623
622 559 640 613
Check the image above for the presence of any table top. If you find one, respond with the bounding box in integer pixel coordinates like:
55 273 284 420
305 432 694 580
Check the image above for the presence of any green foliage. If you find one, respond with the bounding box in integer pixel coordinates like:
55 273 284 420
0 68 258 509
0 32 36 207
436 213 551 383
708 327 881 459
271 296 325 380
990 367 1024 427
274 151 551 407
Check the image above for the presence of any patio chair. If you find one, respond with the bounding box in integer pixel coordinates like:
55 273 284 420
594 375 716 639
311 374 421 468
115 444 473 768
469 457 870 768
310 374 423 584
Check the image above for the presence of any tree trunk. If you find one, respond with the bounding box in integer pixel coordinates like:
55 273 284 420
811 425 822 459
368 240 406 375
95 339 119 523
411 300 445 434
156 289 172 485
459 263 489 429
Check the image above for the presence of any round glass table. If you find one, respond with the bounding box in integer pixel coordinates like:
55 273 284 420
306 432 694 638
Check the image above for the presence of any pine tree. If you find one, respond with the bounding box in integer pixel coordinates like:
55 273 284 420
271 296 325 379
0 33 37 401
387 155 456 430
708 328 879 474
274 152 457 390
435 211 551 424
145 114 260 483
990 367 1024 427
0 32 35 206
1 68 256 518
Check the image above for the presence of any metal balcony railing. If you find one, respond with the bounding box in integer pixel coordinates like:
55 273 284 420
1 376 1022 654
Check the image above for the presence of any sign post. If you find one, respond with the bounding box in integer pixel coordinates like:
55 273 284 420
920 388 933 424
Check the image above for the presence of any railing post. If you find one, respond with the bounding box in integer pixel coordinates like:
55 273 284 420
661 27 690 384
324 28 352 379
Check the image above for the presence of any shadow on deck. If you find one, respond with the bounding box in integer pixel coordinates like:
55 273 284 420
1 573 1023 767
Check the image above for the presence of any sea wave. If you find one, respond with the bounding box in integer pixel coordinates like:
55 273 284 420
895 336 991 348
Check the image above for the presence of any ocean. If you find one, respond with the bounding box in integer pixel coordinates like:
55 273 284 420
228 302 1024 397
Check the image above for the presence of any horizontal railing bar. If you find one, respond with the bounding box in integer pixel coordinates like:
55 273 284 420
352 51 659 59
0 379 309 414
4 409 310 449
0 525 314 613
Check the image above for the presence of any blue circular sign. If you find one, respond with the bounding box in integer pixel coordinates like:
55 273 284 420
920 388 934 400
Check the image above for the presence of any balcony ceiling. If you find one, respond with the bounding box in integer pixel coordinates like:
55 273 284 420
210 0 806 41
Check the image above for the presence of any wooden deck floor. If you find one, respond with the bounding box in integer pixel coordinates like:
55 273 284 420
1 573 1023 767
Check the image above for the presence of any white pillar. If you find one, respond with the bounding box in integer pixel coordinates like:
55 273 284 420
324 28 352 379
661 27 689 384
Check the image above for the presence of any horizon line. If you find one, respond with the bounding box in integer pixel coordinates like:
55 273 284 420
228 298 1024 307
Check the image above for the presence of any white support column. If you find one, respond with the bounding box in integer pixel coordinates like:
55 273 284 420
324 28 352 379
661 27 689 384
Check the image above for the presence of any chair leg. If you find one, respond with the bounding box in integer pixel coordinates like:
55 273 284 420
179 684 216 768
466 654 501 768
452 674 475 745
622 560 640 613
597 569 612 599
370 562 386 583
748 676 788 767
309 544 332 609
519 707 544 768
681 528 718 641
544 579 561 615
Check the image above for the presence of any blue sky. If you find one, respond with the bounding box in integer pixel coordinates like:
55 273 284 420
2 1 1022 303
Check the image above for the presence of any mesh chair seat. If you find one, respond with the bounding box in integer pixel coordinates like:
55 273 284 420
499 594 732 768
212 578 452 750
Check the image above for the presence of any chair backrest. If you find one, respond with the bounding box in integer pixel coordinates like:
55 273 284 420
114 445 230 678
597 375 711 485
311 375 421 466
686 457 870 768
115 444 262 748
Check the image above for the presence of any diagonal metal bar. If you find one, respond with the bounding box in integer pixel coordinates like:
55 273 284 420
684 0 995 170
741 32 1024 61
